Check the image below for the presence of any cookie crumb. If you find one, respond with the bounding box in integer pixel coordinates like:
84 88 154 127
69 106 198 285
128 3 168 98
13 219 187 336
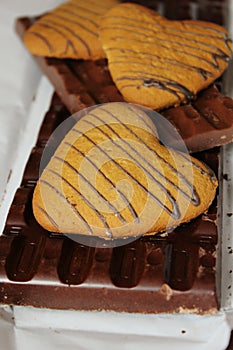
159 283 173 301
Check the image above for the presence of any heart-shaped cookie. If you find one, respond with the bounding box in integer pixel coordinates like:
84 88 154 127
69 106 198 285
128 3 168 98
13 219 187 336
100 3 232 110
23 0 119 60
33 103 217 239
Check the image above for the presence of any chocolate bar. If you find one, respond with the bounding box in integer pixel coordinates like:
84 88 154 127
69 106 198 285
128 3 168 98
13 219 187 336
0 93 219 313
124 0 227 25
15 9 233 153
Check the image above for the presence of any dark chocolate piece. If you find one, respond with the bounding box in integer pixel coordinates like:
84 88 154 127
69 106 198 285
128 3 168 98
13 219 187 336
15 6 233 153
162 86 233 152
0 93 219 313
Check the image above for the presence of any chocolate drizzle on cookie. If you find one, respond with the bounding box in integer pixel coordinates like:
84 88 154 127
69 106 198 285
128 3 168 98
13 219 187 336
38 18 92 57
64 106 214 224
98 106 201 206
103 22 231 68
79 116 181 220
115 74 194 103
44 167 114 237
142 78 194 102
38 178 95 234
33 103 218 238
64 139 140 224
100 3 232 109
108 49 213 80
35 23 78 55
26 31 54 54
23 0 120 60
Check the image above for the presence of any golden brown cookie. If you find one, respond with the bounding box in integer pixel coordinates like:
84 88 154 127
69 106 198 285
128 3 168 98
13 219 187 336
99 3 232 110
23 0 119 60
32 103 218 239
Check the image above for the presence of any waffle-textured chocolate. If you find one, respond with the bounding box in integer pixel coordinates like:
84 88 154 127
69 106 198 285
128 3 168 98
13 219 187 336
0 93 219 313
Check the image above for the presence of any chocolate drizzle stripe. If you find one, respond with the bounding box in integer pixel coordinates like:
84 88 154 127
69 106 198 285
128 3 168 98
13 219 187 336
116 74 192 102
36 23 77 55
47 168 113 238
26 31 53 53
71 126 177 218
108 58 211 80
107 36 226 69
36 205 60 230
51 13 98 37
178 152 216 180
41 18 92 56
128 106 156 131
120 83 182 101
64 141 140 223
53 156 127 224
39 179 93 234
62 6 99 28
100 105 200 206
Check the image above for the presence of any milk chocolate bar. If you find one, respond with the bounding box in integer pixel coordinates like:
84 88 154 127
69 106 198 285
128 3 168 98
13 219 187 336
0 93 219 313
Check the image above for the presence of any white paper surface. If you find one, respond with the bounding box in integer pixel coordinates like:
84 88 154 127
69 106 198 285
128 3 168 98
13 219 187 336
0 0 233 349
0 305 230 350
